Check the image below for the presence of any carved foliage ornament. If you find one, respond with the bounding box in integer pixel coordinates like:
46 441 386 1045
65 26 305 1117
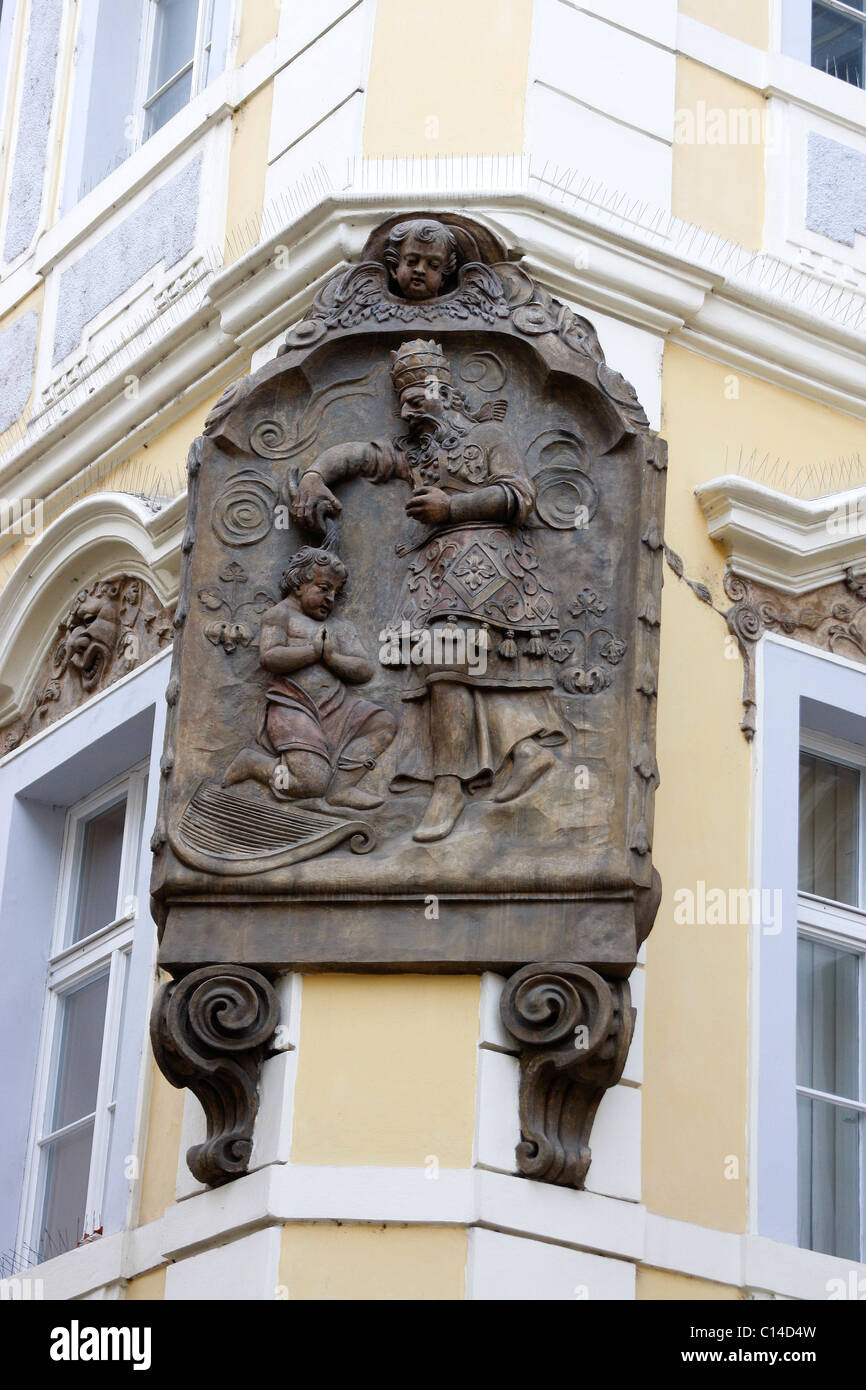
152 213 666 1188
664 546 866 740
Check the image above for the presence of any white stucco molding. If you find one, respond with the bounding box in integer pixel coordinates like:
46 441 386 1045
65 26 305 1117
3 171 866 550
696 474 866 595
0 491 183 723
24 1161 866 1302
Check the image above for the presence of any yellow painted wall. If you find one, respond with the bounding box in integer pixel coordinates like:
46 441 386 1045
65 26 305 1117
99 388 227 499
279 1224 467 1299
679 0 769 50
647 345 866 1233
364 0 533 156
136 1065 185 1228
645 344 752 1234
661 345 866 492
673 59 765 251
224 82 274 265
638 1267 744 1300
290 975 479 1168
126 1266 167 1300
236 0 281 67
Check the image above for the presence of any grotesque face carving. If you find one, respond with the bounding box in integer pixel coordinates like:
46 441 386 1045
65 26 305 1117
383 219 458 301
65 580 123 692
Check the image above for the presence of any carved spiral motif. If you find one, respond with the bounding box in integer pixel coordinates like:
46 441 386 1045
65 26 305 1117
533 465 598 530
512 302 557 335
284 318 327 349
501 963 612 1053
172 967 279 1056
728 604 762 644
459 351 507 393
248 417 296 459
722 571 750 606
211 469 277 546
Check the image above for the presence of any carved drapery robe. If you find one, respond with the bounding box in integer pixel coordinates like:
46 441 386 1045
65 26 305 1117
337 416 567 790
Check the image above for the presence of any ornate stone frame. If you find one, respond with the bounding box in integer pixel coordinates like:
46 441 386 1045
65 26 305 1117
149 213 667 1190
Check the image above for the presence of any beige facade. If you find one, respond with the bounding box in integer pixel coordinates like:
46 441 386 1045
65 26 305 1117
1 0 865 1305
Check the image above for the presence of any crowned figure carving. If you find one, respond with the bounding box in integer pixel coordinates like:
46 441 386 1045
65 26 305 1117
291 336 567 842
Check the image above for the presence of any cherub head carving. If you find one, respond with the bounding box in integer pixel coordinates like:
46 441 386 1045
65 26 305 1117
383 219 458 301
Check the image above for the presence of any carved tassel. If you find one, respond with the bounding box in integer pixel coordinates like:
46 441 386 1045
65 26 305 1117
498 629 517 659
526 629 545 657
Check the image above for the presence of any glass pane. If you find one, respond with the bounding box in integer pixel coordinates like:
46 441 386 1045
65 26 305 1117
203 0 232 85
797 938 859 1100
798 1094 860 1260
70 797 126 943
66 0 144 210
37 1119 95 1262
144 66 193 138
50 973 110 1132
812 1 866 89
798 753 859 906
148 0 198 95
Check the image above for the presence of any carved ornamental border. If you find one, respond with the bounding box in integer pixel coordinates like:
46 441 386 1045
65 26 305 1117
150 212 668 1193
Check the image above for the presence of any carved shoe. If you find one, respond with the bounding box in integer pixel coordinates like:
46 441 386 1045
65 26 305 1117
326 786 384 811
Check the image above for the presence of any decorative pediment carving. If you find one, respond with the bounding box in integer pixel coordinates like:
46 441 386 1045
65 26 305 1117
1 575 173 752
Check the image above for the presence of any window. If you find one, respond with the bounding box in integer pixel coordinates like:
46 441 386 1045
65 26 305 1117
20 766 147 1264
62 0 232 212
796 738 866 1261
811 1 866 89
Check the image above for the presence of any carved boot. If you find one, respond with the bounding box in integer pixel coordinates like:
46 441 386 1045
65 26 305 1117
327 759 384 811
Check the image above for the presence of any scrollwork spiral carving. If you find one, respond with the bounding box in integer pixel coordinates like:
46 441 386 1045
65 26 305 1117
500 963 634 1189
503 966 613 1051
249 418 295 459
211 469 278 546
151 965 279 1186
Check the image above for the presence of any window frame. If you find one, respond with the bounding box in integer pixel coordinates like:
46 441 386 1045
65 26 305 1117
810 0 866 89
17 762 148 1266
754 632 866 1273
133 0 218 148
796 729 866 1262
60 0 231 214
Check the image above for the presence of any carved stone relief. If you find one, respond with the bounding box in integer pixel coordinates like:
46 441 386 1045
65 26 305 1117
1 575 173 753
664 546 866 739
150 213 667 1188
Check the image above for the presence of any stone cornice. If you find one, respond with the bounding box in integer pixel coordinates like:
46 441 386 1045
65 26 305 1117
697 474 866 595
1 174 865 556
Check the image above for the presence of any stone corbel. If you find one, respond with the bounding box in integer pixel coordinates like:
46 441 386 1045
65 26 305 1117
150 964 279 1186
500 963 634 1189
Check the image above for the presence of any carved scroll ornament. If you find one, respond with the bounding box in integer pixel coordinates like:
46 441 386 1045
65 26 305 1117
500 963 634 1188
150 965 279 1185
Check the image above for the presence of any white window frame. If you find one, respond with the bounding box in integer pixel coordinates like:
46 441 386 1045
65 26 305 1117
754 632 866 1280
796 729 866 1262
782 0 866 86
133 0 218 148
60 0 232 214
17 762 148 1266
